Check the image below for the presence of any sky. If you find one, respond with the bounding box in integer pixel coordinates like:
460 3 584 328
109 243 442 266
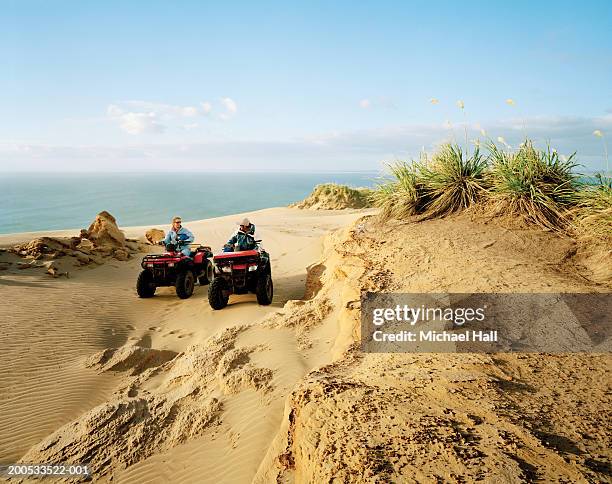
1 0 611 172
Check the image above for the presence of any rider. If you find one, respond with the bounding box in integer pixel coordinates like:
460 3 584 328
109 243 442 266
226 218 257 251
163 216 194 256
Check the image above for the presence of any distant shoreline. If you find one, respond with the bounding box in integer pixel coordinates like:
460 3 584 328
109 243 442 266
0 173 377 235
0 206 369 246
0 206 278 245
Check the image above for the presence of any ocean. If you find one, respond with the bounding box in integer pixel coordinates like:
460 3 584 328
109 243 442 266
0 172 379 234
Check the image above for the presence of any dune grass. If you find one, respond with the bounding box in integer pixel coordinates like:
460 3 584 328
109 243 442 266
372 140 607 236
485 141 580 231
419 144 488 218
573 174 612 244
372 144 488 221
302 139 605 244
371 161 426 220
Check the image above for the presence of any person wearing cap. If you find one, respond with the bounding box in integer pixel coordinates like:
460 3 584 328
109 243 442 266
226 218 257 251
162 216 195 256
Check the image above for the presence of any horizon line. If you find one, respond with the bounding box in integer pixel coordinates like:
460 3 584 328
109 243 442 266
0 169 383 175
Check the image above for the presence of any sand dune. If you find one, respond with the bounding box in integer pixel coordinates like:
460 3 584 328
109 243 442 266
0 207 370 481
262 214 610 482
0 277 135 463
1 207 609 482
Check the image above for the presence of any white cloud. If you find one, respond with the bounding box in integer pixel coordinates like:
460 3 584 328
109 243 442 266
201 101 212 114
220 97 238 118
358 97 397 110
183 123 199 130
107 105 165 135
180 106 199 117
106 99 231 134
121 101 200 118
107 104 123 117
120 113 165 135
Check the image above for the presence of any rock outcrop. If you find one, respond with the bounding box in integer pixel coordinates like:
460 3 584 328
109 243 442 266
8 211 144 275
112 248 129 261
10 236 75 259
85 211 126 248
145 228 165 245
77 238 95 251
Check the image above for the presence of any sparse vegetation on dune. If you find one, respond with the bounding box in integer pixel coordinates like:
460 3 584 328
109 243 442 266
291 183 373 210
293 137 607 255
373 145 487 221
485 141 579 231
419 144 488 218
371 161 426 220
573 174 612 244
373 139 609 239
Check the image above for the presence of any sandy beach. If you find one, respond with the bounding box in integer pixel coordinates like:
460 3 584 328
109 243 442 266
1 206 610 482
0 207 370 481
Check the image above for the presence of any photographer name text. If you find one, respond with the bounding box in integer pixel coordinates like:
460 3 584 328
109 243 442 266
371 329 498 342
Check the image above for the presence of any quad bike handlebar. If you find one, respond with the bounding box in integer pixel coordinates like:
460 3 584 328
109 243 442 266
158 233 193 249
223 236 263 252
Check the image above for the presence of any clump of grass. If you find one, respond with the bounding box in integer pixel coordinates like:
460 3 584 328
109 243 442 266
373 144 487 220
485 140 580 231
573 174 612 244
418 143 488 218
371 161 426 220
372 139 590 232
292 183 372 209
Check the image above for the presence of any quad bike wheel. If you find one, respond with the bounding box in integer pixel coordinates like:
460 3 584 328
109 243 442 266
175 270 195 299
256 273 273 305
198 260 214 286
136 270 156 298
208 277 229 310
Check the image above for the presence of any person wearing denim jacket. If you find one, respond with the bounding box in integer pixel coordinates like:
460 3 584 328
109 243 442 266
163 216 194 256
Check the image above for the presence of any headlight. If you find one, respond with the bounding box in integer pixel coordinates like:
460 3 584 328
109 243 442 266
221 266 232 273
146 263 153 268
168 262 175 267
248 265 258 272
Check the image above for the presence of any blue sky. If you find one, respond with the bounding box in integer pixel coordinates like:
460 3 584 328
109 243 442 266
1 0 611 171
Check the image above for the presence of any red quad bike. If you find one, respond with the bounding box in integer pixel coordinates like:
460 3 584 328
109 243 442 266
136 243 214 299
208 243 273 310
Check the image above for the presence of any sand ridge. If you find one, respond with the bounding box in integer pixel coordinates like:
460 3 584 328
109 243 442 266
265 213 610 483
